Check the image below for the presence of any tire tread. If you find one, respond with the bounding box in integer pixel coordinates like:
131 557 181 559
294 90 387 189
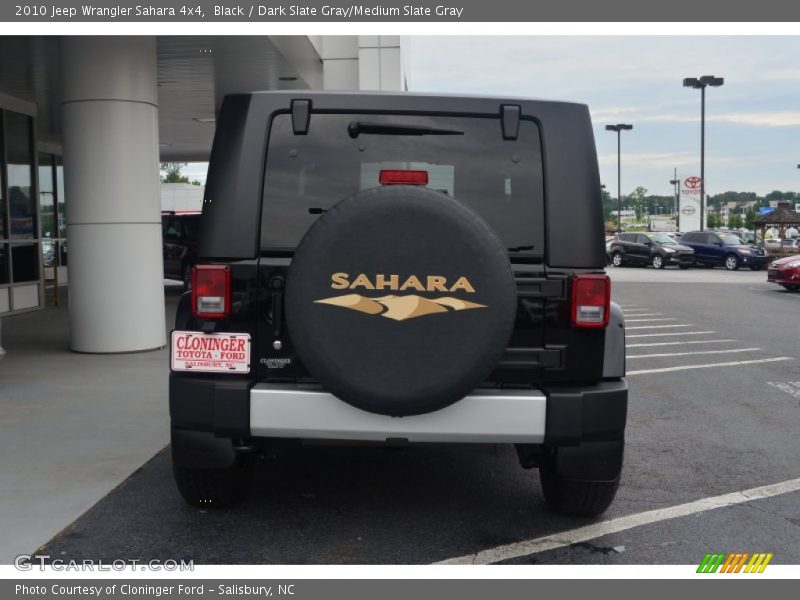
540 470 620 517
173 461 254 509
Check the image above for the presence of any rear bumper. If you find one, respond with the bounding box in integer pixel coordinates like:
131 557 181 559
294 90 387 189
250 384 547 443
170 373 627 445
543 379 628 445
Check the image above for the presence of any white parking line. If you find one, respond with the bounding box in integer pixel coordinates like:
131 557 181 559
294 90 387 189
626 339 735 348
627 324 691 330
627 357 792 376
621 313 662 317
627 331 715 338
625 318 678 323
436 477 800 565
627 348 761 359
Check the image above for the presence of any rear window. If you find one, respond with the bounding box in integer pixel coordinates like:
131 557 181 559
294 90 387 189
260 113 545 255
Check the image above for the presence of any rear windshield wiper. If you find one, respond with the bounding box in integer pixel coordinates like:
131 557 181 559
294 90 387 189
348 121 464 138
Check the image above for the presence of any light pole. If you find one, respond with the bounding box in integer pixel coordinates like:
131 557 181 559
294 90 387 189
606 123 633 232
670 169 680 230
683 75 724 230
600 184 608 230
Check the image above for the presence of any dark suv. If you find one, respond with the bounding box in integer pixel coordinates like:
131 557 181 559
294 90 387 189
680 230 768 270
169 92 627 516
609 232 695 269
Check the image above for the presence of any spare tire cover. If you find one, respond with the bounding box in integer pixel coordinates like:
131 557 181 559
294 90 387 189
285 185 517 416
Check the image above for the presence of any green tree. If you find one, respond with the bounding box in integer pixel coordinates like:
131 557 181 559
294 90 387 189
728 214 743 229
629 186 648 220
707 214 721 228
160 162 190 184
710 191 758 205
601 187 614 219
764 190 797 204
744 207 757 230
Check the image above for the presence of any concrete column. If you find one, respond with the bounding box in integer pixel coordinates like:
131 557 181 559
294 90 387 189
61 37 165 353
358 36 404 91
319 36 359 90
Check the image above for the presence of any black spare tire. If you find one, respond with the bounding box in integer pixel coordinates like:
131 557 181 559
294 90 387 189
285 185 517 417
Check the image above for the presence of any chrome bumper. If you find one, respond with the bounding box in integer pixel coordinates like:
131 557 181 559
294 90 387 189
250 384 547 443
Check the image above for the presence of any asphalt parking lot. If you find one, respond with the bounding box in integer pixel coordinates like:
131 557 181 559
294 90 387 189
37 267 800 565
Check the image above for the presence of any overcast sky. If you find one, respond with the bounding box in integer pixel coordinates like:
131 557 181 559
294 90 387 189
408 36 800 197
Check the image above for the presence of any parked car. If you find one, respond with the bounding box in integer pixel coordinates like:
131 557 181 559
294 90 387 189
730 229 756 244
608 232 695 269
161 212 201 289
765 238 783 252
605 234 618 262
780 239 800 252
767 255 800 291
679 231 769 271
168 91 627 516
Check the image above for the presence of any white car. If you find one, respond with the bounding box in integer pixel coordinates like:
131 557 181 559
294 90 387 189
781 239 800 252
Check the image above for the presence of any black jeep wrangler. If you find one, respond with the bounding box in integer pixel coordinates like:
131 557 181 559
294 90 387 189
169 91 627 516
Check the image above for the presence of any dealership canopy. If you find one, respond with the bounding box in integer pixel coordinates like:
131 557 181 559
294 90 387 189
753 205 800 244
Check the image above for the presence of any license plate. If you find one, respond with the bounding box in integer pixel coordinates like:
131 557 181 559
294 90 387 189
171 331 251 374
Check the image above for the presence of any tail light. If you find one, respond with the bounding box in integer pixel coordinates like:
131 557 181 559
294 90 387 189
379 169 429 186
571 274 610 328
192 265 230 319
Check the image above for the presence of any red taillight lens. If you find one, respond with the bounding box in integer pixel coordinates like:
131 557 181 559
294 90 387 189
571 274 610 328
192 265 230 319
379 169 429 186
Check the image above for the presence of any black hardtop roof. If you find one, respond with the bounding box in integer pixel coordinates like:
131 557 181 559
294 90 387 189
236 89 590 117
199 89 603 268
246 89 587 105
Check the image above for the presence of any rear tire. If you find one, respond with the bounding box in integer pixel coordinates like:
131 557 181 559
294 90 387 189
781 284 800 292
540 470 620 517
611 252 623 267
173 458 254 509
